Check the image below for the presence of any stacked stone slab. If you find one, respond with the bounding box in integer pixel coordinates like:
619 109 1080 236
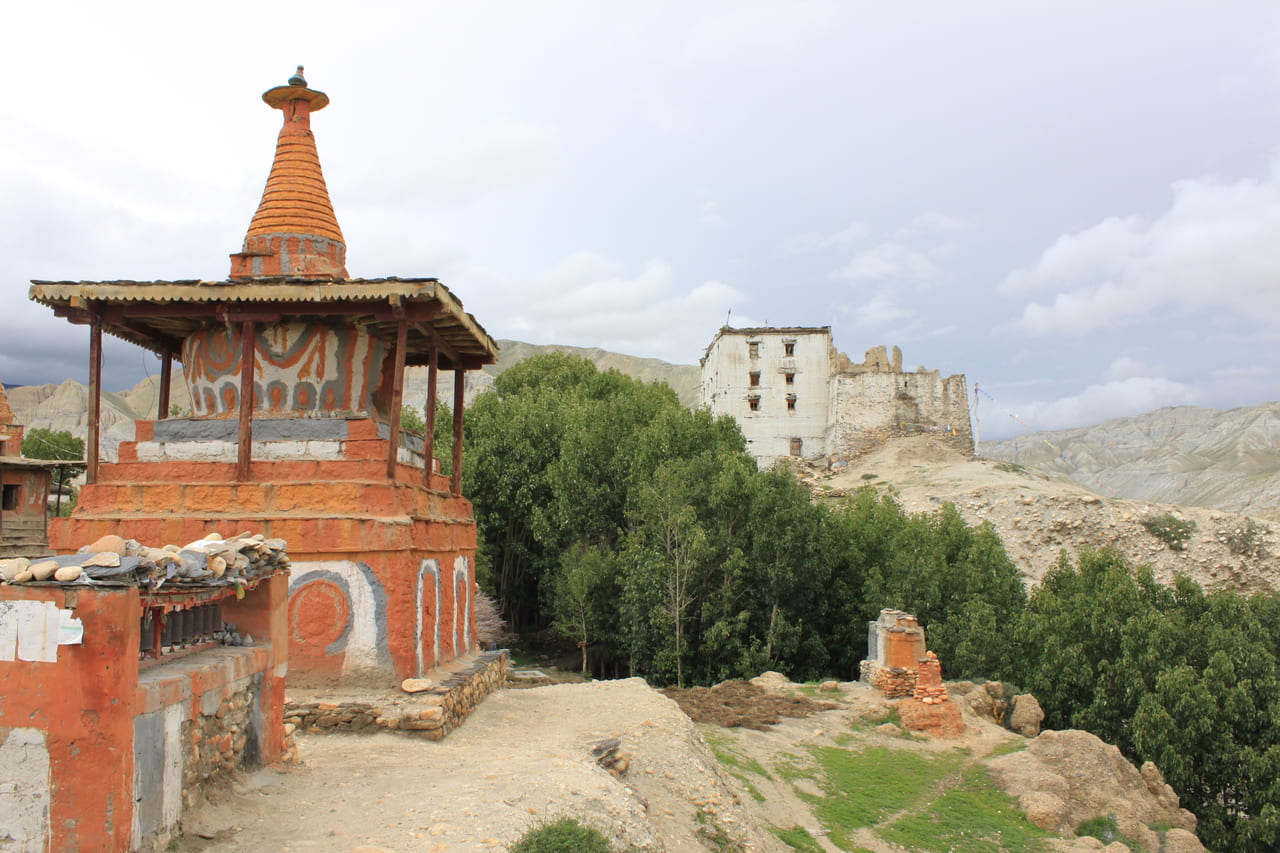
912 650 950 704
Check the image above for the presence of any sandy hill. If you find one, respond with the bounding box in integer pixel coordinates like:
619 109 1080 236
980 403 1280 519
803 435 1278 595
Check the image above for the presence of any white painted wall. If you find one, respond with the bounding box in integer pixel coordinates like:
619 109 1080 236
701 329 832 466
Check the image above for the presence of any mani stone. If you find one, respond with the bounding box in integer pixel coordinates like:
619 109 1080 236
0 557 30 580
30 560 59 581
82 534 127 556
401 678 435 694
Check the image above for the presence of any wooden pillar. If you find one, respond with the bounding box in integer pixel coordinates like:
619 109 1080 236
236 321 256 482
157 352 172 419
386 319 408 481
450 369 465 495
423 345 438 487
87 318 103 484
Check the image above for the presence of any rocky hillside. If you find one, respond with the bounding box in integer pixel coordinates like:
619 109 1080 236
981 403 1280 520
808 435 1279 596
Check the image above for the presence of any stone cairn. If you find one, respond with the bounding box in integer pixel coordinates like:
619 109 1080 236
0 531 289 589
912 650 950 705
284 650 508 741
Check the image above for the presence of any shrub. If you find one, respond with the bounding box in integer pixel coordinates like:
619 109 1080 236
1075 816 1139 850
1141 513 1196 551
1224 518 1269 557
510 818 612 853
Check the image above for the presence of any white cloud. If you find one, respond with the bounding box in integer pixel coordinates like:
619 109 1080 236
344 116 562 207
1003 156 1280 336
896 211 971 238
851 294 916 329
465 251 750 364
997 376 1202 435
830 242 942 283
784 222 870 254
1103 356 1161 382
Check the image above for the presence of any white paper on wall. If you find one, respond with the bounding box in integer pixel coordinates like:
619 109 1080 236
0 600 20 662
16 601 60 663
58 610 84 645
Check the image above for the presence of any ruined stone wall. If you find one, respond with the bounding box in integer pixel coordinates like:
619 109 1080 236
285 650 507 740
826 370 973 460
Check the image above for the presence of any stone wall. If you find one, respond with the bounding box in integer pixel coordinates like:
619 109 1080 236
285 650 507 741
827 370 973 461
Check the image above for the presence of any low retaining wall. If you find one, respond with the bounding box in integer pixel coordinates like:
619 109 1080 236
285 650 507 741
861 660 917 698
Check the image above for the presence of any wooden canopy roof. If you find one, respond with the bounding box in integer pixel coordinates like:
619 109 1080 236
28 277 498 372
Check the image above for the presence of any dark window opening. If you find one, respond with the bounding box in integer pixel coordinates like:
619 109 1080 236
784 371 795 385
790 437 803 456
786 395 797 411
749 371 761 387
748 396 760 412
1 484 18 511
784 342 795 357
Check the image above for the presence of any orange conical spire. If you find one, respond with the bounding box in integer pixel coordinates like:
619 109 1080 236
230 67 349 279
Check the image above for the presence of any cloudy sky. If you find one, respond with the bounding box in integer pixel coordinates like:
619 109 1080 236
2 1 1278 441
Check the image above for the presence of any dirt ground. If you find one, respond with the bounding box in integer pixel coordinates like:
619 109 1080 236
176 675 1060 853
180 678 787 853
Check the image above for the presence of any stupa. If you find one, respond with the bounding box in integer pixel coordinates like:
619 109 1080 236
30 68 498 685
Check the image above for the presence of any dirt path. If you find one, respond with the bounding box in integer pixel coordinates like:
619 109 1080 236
180 679 784 853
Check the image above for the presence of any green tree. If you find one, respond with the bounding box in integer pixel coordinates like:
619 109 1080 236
551 543 619 675
21 428 85 492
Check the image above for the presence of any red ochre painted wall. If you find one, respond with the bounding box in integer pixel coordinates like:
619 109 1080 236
0 574 287 852
0 585 138 852
51 418 480 687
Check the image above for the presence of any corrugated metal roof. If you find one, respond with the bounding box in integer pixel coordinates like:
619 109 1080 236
28 278 498 370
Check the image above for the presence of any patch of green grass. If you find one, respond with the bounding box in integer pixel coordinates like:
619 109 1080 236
861 473 878 480
987 738 1029 758
880 765 1052 852
695 809 741 852
1076 816 1140 851
993 461 1029 475
702 730 772 779
771 825 823 853
799 745 964 849
510 818 612 853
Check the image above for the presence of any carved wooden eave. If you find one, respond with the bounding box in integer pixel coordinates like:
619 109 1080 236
28 277 498 372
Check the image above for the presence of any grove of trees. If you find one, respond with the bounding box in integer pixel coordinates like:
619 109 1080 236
458 353 1280 852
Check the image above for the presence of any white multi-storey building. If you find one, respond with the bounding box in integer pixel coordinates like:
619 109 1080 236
699 326 973 468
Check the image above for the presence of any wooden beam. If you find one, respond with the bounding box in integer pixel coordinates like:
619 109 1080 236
158 352 173 419
451 369 465 495
423 344 438 488
386 318 409 481
87 318 103 484
236 321 256 481
412 320 460 365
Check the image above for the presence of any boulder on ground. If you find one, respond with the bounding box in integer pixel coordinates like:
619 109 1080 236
1007 693 1045 737
988 729 1200 841
749 671 791 692
896 697 965 737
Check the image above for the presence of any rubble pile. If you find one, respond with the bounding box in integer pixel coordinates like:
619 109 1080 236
0 531 289 590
